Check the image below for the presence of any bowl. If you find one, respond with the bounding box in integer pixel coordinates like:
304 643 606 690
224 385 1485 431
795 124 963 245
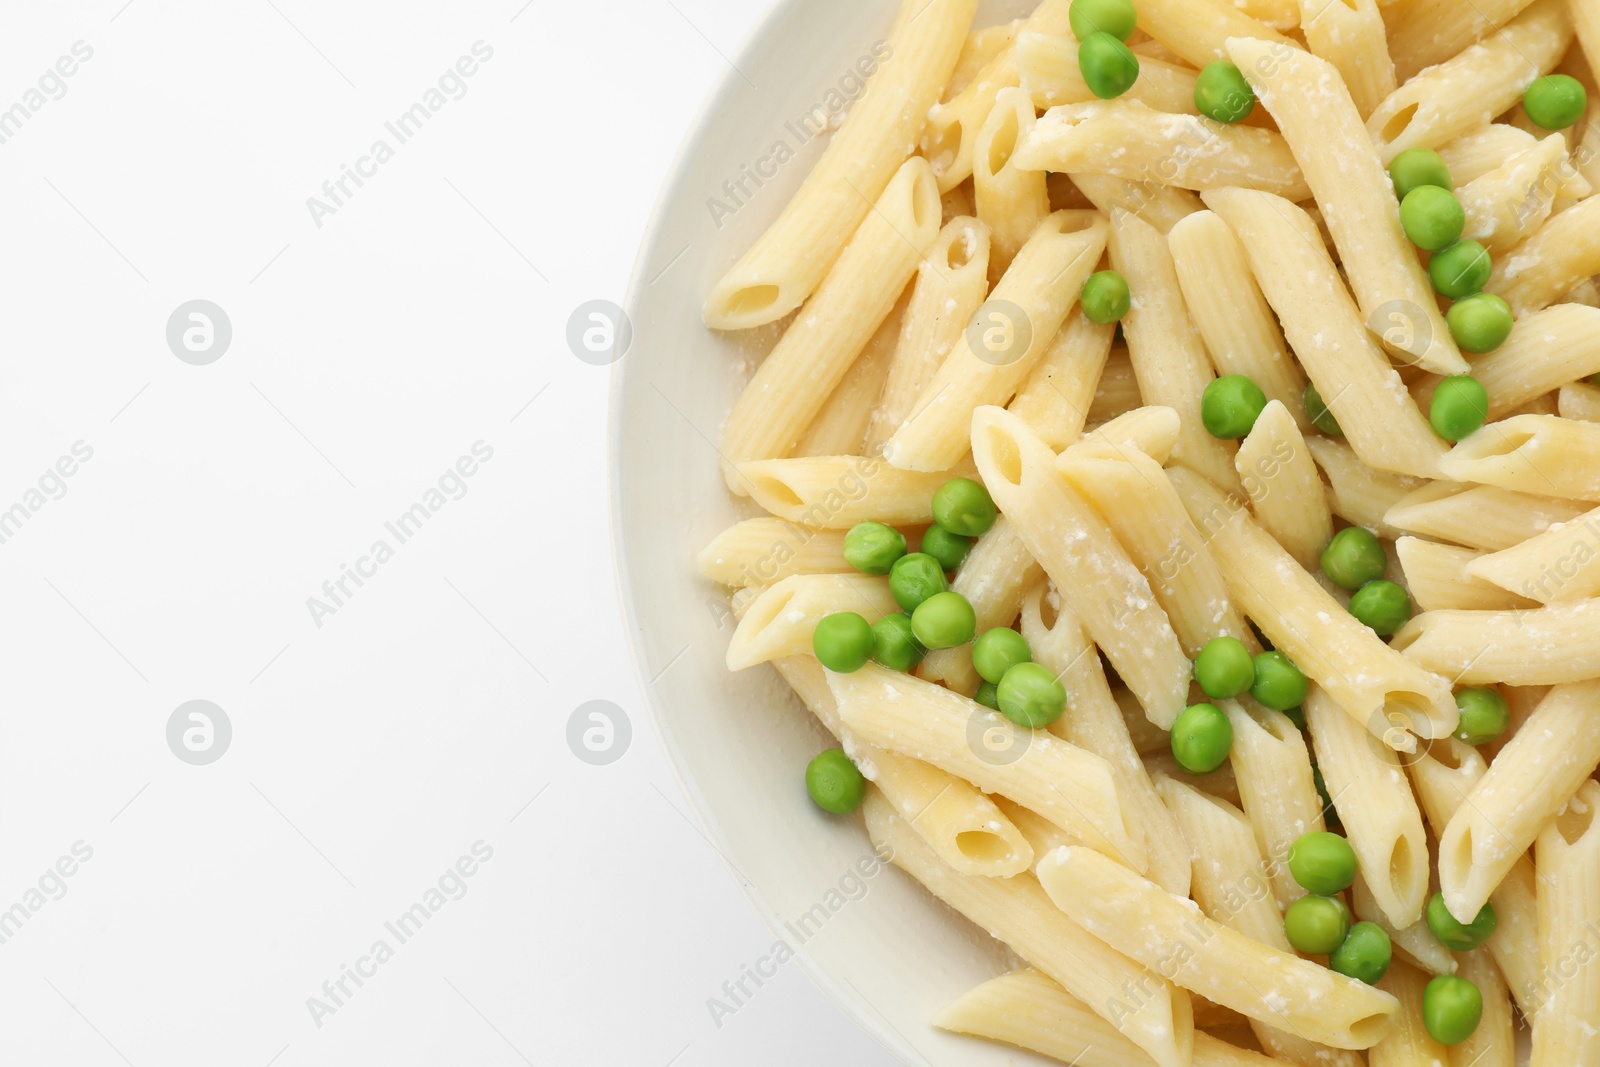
611 0 1058 1063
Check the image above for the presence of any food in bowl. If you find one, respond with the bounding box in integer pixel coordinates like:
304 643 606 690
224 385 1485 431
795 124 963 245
692 0 1600 1061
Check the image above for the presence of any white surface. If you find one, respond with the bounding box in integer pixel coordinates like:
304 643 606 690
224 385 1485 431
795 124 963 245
0 1 900 1064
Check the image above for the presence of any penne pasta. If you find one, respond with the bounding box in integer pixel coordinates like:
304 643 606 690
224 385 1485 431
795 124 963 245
1438 124 1541 186
945 19 1020 99
884 210 1108 472
697 518 853 587
834 663 1146 869
865 216 992 452
1133 0 1298 66
1531 778 1600 1066
738 454 973 529
1168 210 1310 433
1006 309 1114 449
1234 401 1331 571
1452 948 1517 1067
1067 170 1205 234
1387 0 1545 81
1306 688 1430 928
1458 133 1591 253
971 406 1192 726
1384 479 1590 551
1394 599 1600 684
703 0 975 329
1467 304 1600 421
1298 0 1396 119
720 158 943 483
972 88 1049 283
935 969 1275 1067
1226 37 1466 377
1109 208 1241 492
1370 962 1449 1067
794 286 905 457
1350 871 1457 977
771 656 1032 877
1171 466 1458 748
1016 31 1201 115
1021 584 1192 897
725 574 899 669
1055 448 1252 657
1367 0 1574 163
1203 188 1447 478
1490 855 1545 1019
1395 536 1539 611
1488 194 1600 315
1434 679 1600 923
864 791 1196 1067
1465 502 1600 603
921 0 1071 193
1222 699 1328 913
1013 100 1311 201
1037 845 1401 1050
1306 437 1426 541
1439 413 1600 501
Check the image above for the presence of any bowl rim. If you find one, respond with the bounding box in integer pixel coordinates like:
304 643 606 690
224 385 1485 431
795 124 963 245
605 2 918 1062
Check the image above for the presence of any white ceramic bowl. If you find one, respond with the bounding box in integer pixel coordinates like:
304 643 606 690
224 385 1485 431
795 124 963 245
612 1 1062 1063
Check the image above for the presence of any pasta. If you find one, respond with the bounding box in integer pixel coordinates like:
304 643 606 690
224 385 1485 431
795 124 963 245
1225 39 1466 378
688 1 1600 1055
702 0 976 329
882 210 1107 472
1036 845 1400 1049
864 791 1195 1067
1434 679 1600 923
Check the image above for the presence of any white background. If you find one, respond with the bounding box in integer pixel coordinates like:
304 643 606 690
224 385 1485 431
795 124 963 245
0 1 897 1064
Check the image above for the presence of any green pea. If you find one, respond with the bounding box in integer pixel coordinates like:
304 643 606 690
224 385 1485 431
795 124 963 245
1330 921 1392 985
1446 292 1514 354
1400 186 1466 251
1194 636 1255 699
932 477 998 537
1194 61 1256 123
1171 703 1232 773
1282 705 1306 730
872 613 926 672
1349 580 1412 637
1524 73 1587 130
1321 526 1387 590
1389 147 1453 201
1251 650 1308 711
1081 269 1132 324
1201 374 1269 439
889 552 948 612
1069 0 1137 41
1426 893 1498 951
1287 830 1358 894
911 591 977 650
1422 975 1483 1046
1453 687 1510 746
1429 240 1492 298
973 627 1032 685
1429 375 1489 441
806 749 866 814
843 521 907 575
1078 31 1140 99
920 524 974 572
997 661 1067 728
1304 382 1343 436
1284 894 1351 955
975 680 1001 710
813 612 874 673
1314 765 1341 828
